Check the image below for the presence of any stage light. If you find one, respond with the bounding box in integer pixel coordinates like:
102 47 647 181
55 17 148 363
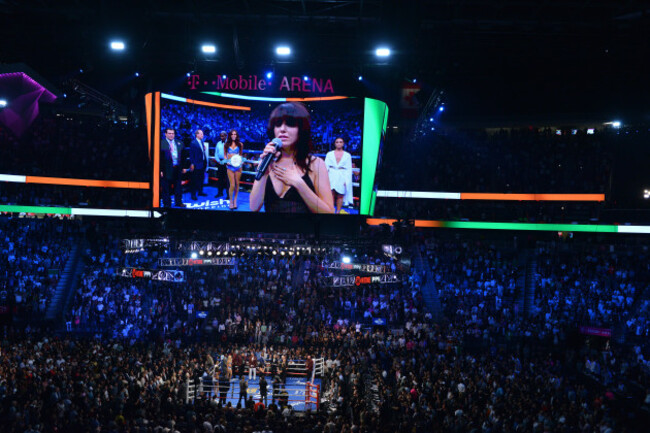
0 100 7 107
134 72 140 77
186 72 191 77
110 41 125 51
199 250 205 256
358 75 363 81
429 117 433 122
79 69 84 73
266 72 273 79
612 121 621 128
216 251 221 256
375 47 391 57
413 78 417 83
587 128 595 135
342 256 351 264
207 251 213 256
438 106 444 112
202 44 216 54
303 76 309 81
644 189 650 199
281 251 285 256
222 75 227 79
191 252 198 259
276 46 291 56
272 250 277 255
63 93 67 98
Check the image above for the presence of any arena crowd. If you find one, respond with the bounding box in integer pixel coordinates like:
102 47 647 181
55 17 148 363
1 217 649 432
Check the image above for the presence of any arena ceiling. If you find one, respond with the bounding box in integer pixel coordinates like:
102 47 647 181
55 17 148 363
0 0 648 116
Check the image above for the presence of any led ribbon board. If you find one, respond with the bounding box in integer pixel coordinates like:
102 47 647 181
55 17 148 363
376 190 605 202
323 274 401 287
323 262 388 273
122 238 170 253
366 218 650 234
0 205 157 218
119 268 185 283
158 257 235 266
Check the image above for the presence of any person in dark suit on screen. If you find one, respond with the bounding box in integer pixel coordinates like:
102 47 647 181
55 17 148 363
160 128 186 207
189 129 208 200
213 130 228 198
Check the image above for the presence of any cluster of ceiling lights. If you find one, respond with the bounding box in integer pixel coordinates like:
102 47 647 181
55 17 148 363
110 40 391 59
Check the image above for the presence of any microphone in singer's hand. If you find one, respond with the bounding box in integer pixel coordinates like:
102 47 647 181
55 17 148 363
255 138 283 180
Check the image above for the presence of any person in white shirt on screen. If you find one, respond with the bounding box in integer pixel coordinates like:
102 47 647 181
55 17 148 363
325 137 353 213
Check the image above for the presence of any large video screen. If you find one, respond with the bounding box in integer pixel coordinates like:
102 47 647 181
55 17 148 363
148 93 387 216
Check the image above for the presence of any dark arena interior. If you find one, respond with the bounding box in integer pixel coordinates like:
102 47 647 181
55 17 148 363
1 1 650 432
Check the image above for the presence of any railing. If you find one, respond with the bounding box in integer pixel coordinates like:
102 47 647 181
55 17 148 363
312 357 324 382
186 379 320 409
306 382 320 411
185 357 322 405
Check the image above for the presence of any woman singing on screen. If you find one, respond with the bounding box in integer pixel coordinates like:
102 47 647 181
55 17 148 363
325 137 353 213
250 102 334 213
225 129 243 209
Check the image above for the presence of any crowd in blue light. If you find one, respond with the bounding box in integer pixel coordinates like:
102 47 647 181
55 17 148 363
1 219 649 432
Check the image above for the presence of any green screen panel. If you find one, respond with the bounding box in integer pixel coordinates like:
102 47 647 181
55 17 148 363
0 205 72 214
361 98 388 216
442 221 618 233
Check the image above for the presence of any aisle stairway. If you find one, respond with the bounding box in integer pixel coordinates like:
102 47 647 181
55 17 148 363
412 245 443 320
45 242 84 322
523 253 538 317
513 248 538 317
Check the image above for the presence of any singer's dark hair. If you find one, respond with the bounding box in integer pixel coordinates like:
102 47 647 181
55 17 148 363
226 129 243 155
267 102 313 174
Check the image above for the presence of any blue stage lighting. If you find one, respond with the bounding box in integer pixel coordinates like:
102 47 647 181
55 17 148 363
201 44 216 54
375 47 390 57
276 46 291 55
110 41 125 51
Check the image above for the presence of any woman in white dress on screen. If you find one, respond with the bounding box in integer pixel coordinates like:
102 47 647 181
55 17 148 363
325 137 353 213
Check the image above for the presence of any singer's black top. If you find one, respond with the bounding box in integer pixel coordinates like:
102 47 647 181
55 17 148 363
264 172 315 213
